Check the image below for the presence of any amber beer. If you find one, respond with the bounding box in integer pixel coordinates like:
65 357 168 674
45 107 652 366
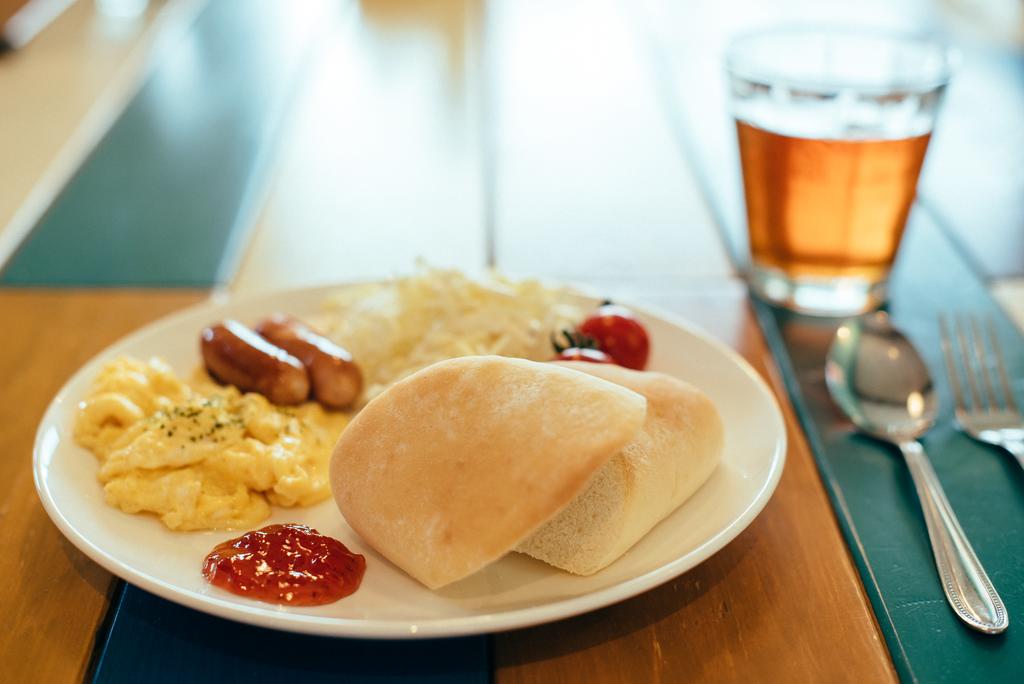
737 120 931 282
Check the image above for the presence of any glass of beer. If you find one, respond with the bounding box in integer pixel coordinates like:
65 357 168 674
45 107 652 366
727 29 953 315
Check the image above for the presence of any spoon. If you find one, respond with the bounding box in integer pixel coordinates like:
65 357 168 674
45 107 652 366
825 311 1008 634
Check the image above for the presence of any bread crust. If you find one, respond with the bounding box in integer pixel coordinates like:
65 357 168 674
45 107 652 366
516 362 724 575
329 356 647 589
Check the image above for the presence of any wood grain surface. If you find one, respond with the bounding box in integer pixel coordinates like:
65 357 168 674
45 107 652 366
0 290 205 684
229 0 486 294
0 0 30 26
493 287 897 684
0 287 897 683
0 0 921 681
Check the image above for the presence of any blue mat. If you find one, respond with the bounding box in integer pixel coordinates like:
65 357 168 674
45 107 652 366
92 587 489 684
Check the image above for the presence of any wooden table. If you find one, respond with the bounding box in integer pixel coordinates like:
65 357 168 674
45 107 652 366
1 288 895 683
2 0 1020 681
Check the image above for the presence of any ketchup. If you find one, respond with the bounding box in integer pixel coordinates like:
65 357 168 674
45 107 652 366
202 524 365 606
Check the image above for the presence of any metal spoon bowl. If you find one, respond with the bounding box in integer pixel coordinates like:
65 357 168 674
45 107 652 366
826 311 1008 634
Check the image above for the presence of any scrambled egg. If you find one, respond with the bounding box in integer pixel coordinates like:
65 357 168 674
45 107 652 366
74 356 348 531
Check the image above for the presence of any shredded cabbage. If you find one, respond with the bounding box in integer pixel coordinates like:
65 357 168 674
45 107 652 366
314 267 585 401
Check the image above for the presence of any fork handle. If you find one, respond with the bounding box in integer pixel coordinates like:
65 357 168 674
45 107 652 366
899 440 1009 634
1002 439 1024 471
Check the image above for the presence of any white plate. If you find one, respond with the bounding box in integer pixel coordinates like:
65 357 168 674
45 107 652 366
34 284 785 639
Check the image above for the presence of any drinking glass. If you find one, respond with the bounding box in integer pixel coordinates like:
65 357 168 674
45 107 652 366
727 29 954 316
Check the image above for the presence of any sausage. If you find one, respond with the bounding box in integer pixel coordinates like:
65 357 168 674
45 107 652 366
255 314 363 409
200 320 310 405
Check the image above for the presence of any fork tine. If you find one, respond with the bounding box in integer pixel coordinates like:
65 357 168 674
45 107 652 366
939 314 968 413
986 315 1019 413
969 314 1000 412
955 314 985 411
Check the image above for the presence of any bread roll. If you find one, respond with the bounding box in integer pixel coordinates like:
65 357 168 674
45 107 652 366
515 362 723 575
330 356 647 589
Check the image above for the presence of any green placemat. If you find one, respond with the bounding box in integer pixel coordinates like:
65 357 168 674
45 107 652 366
1 0 313 286
752 211 1024 682
647 18 1024 676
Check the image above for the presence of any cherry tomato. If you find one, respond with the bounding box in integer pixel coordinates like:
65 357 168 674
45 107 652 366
553 347 615 364
578 303 650 370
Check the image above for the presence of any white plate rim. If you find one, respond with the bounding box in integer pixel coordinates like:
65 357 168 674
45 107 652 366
33 283 786 639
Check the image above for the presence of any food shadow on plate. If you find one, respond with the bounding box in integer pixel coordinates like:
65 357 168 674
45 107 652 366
435 554 564 601
91 586 490 683
441 463 750 603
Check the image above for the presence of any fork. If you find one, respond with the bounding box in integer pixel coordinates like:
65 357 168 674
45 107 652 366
939 313 1024 469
